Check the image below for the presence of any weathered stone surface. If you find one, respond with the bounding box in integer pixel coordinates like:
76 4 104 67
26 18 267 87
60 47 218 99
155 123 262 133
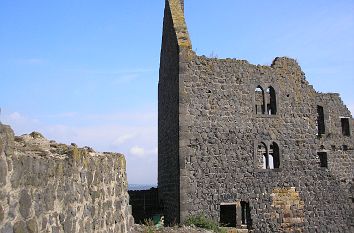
0 159 6 186
26 219 38 233
13 221 26 233
0 138 3 154
158 0 354 232
2 222 13 233
0 204 4 223
19 190 31 219
271 188 304 232
0 123 133 233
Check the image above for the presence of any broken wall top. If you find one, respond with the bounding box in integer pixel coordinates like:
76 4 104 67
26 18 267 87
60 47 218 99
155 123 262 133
167 0 192 49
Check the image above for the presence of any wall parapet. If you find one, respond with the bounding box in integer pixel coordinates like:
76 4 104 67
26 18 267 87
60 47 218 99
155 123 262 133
0 124 133 233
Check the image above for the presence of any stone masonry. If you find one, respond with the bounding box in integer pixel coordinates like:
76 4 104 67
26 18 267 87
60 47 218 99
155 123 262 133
0 124 134 233
158 0 354 232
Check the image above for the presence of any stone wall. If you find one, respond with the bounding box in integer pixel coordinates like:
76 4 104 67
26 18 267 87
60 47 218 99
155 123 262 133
159 0 354 231
178 55 353 232
0 124 134 233
316 93 354 184
158 0 185 225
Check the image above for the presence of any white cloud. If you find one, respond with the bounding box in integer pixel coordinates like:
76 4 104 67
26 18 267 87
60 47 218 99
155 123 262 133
45 124 78 140
2 112 40 135
1 110 158 184
112 133 137 146
128 146 157 158
129 146 145 157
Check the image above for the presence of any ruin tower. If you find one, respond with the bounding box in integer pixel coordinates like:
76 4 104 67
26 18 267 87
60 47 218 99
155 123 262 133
158 0 191 224
158 0 354 231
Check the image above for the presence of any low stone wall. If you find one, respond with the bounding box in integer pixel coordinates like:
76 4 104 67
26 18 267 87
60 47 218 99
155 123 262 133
0 124 134 233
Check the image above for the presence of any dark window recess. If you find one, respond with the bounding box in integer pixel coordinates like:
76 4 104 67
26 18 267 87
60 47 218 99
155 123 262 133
266 86 277 115
255 86 265 115
241 201 252 228
269 142 280 169
317 106 325 135
258 143 268 169
317 152 328 168
341 118 350 136
220 204 236 227
343 145 348 151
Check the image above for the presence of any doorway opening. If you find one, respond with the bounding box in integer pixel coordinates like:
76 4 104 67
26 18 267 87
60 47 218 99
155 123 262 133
220 204 236 227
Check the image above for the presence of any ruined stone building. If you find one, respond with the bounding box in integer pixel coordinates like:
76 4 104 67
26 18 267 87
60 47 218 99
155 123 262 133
158 0 354 232
0 125 134 233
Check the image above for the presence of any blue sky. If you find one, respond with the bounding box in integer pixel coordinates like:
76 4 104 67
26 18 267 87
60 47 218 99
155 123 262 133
0 0 353 185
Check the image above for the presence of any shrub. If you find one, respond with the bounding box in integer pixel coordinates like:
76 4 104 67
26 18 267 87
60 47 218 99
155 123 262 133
143 218 156 233
185 214 226 233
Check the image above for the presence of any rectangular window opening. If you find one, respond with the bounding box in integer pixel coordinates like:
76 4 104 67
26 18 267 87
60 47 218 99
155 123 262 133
220 204 236 227
241 201 252 228
317 152 328 168
341 118 350 136
317 106 325 135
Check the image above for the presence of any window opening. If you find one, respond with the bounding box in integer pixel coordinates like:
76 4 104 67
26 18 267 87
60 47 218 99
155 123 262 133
316 106 325 135
341 118 350 136
268 148 274 169
220 204 236 227
342 145 348 151
258 143 268 169
240 201 252 228
269 142 280 169
317 152 328 168
255 86 265 115
266 86 277 115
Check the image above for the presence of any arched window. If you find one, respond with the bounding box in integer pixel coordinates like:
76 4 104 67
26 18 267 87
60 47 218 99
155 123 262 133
255 86 265 115
257 142 280 170
266 86 277 115
269 142 280 169
257 143 267 169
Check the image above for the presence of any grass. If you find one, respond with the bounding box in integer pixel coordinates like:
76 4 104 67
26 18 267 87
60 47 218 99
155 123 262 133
143 219 156 233
185 214 227 233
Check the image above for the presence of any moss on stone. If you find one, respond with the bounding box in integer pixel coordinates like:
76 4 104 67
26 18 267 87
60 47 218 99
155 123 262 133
26 218 38 233
69 147 81 162
168 0 192 49
0 204 4 222
29 131 44 139
0 137 3 154
56 162 64 176
13 221 27 233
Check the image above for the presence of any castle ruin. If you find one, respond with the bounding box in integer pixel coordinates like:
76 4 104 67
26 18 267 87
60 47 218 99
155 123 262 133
0 125 134 233
158 0 354 232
